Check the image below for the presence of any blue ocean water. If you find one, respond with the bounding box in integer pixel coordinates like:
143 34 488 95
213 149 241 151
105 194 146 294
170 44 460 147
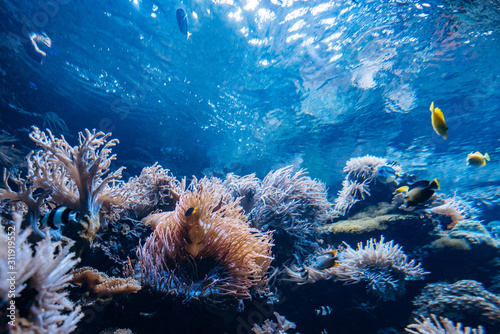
1 0 500 333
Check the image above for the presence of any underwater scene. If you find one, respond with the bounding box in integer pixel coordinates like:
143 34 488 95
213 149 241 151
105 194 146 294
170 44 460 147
0 0 500 333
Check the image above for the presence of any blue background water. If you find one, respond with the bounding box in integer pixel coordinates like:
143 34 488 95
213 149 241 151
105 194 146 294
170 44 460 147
1 0 499 202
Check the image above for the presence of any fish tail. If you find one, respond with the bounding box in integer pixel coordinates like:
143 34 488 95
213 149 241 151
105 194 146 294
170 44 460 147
429 178 440 190
187 31 192 39
484 153 490 161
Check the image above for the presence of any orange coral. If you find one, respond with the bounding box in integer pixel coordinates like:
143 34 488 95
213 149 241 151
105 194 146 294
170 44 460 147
138 177 273 303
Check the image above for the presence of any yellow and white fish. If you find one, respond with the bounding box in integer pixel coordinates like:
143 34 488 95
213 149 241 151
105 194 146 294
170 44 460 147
467 152 490 166
430 102 448 140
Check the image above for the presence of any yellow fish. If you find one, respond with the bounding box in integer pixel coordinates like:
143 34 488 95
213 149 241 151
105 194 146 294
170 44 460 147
430 102 448 140
467 152 490 166
393 185 409 195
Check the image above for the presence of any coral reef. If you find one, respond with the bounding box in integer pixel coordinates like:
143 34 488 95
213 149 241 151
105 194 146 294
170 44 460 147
334 237 427 300
101 163 185 223
249 166 333 259
137 177 273 304
412 280 500 325
224 172 261 213
427 196 469 230
286 236 428 300
0 127 126 252
252 312 296 334
406 314 484 334
0 214 83 333
0 170 51 238
70 266 141 302
334 155 398 216
320 202 405 234
448 220 497 247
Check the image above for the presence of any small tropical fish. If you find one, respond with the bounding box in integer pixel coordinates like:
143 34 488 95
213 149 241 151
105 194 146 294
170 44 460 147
467 152 490 166
376 166 399 184
405 179 440 207
315 306 332 316
176 8 192 39
40 206 79 239
393 185 409 195
430 102 448 139
185 207 197 217
315 250 339 270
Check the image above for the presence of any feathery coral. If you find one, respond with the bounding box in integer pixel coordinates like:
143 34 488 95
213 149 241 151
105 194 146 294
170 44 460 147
249 166 332 258
406 314 484 334
137 177 273 303
0 214 83 333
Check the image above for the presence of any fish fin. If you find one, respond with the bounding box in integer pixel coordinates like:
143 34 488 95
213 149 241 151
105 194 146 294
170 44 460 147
429 178 440 190
443 133 448 140
430 101 434 112
187 31 192 39
485 153 490 161
332 262 339 267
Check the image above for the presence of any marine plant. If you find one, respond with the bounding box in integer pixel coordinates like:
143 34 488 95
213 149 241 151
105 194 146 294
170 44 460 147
137 177 273 305
285 236 428 300
101 162 185 224
412 280 500 325
70 266 141 302
251 312 296 334
334 155 400 216
249 166 333 259
224 172 261 213
0 214 83 333
0 127 126 252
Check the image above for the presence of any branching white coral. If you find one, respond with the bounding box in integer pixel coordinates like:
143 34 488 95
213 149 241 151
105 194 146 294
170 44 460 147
25 126 125 250
406 314 484 334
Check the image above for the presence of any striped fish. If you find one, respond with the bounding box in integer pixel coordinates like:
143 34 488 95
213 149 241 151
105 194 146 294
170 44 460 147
315 306 332 316
40 206 80 238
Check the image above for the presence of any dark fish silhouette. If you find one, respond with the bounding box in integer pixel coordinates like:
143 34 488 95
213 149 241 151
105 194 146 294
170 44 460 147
176 8 191 39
